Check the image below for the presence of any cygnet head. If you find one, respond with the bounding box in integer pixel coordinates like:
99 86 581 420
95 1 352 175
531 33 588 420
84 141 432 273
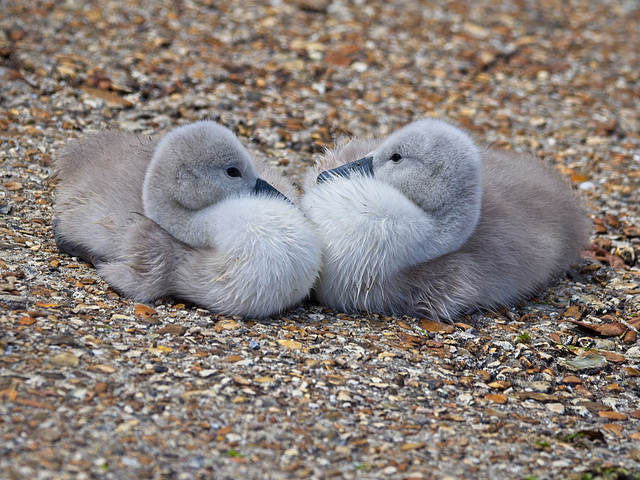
142 121 284 244
318 118 484 255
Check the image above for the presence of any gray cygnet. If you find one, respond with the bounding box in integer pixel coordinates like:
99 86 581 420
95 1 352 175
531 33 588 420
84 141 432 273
301 117 590 321
54 121 322 317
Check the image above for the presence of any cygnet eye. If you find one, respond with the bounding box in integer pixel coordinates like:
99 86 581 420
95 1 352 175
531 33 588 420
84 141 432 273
390 153 403 162
225 166 242 178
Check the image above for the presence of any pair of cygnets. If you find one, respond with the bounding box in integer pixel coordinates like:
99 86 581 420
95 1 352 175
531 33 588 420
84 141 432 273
53 118 590 321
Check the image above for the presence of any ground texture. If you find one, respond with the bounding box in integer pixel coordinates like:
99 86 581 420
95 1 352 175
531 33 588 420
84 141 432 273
1 1 640 479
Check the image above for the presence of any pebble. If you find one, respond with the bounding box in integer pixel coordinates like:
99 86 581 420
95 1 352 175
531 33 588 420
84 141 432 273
49 352 80 367
546 403 566 415
625 347 640 361
559 354 608 372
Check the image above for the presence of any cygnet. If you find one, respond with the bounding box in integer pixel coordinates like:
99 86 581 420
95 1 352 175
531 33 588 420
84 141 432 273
301 118 591 321
53 121 322 317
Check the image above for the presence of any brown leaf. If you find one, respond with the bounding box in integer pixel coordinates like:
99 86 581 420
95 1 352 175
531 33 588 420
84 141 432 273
598 411 627 420
4 181 22 191
487 381 511 390
400 442 426 451
277 339 302 349
602 424 624 437
566 319 628 336
34 301 60 308
13 397 55 410
561 375 582 384
624 226 640 237
157 324 186 336
18 316 36 326
0 388 18 401
225 355 243 363
598 351 626 363
419 319 455 333
563 306 582 319
80 86 134 108
549 332 563 344
88 364 116 374
628 317 640 329
214 319 240 332
396 331 426 348
514 392 560 403
134 304 157 318
485 393 507 404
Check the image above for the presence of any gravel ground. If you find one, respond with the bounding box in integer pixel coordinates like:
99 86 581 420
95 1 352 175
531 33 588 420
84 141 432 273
1 1 640 479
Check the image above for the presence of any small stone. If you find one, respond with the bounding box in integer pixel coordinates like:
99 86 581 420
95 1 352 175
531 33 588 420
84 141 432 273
625 346 640 361
546 403 565 415
233 375 251 386
336 390 352 402
34 428 62 442
513 380 552 392
594 339 616 350
559 354 608 372
49 352 80 367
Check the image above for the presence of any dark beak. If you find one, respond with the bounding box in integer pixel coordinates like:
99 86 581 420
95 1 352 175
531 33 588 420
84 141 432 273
317 156 374 184
254 178 289 201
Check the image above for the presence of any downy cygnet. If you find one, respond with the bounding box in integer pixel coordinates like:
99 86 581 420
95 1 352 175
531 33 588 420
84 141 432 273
54 121 322 317
301 118 590 321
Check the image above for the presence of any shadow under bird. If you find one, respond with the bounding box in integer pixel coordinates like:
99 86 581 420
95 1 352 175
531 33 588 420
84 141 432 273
53 121 322 317
301 117 591 322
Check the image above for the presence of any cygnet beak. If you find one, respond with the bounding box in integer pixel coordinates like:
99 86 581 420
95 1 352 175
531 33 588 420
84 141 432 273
254 178 289 201
317 156 374 184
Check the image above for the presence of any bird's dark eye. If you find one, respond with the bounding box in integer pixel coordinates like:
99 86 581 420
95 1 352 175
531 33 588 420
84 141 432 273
390 153 403 162
226 166 242 178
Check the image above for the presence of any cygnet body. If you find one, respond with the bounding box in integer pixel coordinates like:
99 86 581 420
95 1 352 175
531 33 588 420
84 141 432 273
301 118 590 321
54 121 322 317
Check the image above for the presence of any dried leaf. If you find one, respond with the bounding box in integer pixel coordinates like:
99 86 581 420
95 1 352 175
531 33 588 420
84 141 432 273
563 306 582 319
598 411 627 420
601 424 624 437
485 393 507 404
214 319 241 332
400 442 426 451
34 301 60 308
18 316 36 325
566 319 627 336
0 388 18 401
134 304 157 318
419 319 455 333
277 339 302 349
598 351 626 363
157 324 186 336
88 364 116 374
